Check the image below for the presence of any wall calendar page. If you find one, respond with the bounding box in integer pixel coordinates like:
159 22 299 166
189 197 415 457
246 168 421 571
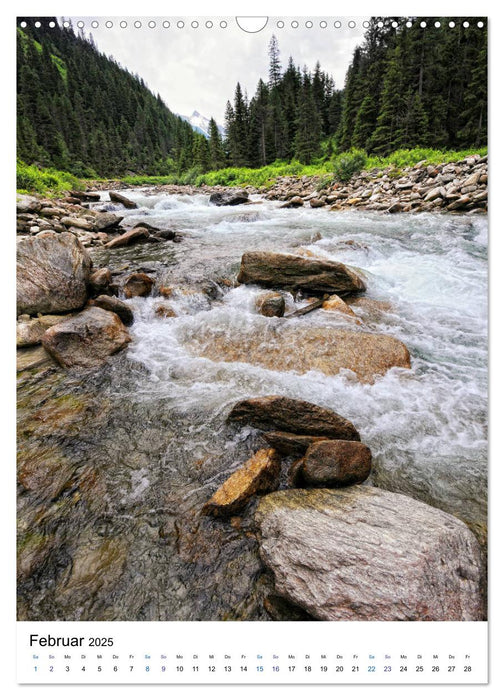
12 2 491 693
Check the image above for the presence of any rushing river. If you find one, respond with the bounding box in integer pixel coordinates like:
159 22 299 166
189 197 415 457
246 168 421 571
17 191 488 621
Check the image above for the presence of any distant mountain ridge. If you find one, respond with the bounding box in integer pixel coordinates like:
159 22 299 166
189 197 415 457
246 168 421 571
179 110 225 139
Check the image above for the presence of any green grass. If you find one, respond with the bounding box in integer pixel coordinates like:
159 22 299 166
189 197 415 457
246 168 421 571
17 161 83 195
17 147 488 197
365 146 488 171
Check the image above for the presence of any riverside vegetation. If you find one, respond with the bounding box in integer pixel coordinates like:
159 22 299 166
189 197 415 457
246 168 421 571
16 17 487 621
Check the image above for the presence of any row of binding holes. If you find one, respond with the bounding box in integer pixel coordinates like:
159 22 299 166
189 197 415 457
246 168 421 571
19 19 486 30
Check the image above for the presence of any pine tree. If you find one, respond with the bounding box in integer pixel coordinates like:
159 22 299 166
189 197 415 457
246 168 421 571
268 35 281 88
208 117 226 170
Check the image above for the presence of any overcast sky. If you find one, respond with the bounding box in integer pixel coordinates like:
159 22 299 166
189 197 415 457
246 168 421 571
69 16 368 124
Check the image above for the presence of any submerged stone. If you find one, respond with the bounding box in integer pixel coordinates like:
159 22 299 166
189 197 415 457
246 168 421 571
185 325 411 384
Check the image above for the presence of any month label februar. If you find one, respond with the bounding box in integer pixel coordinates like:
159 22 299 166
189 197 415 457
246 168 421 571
18 622 488 684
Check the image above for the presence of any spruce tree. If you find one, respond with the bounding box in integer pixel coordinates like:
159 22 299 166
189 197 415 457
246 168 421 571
208 118 226 170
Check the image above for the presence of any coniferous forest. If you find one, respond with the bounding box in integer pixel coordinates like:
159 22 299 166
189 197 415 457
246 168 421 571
17 17 487 178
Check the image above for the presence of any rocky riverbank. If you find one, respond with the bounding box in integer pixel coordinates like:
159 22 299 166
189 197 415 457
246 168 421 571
85 153 488 215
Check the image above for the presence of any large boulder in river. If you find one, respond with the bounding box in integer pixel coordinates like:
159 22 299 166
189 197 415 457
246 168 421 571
41 306 131 368
237 251 366 294
255 487 485 621
202 448 281 517
17 231 91 315
228 396 360 441
209 191 249 206
185 325 411 384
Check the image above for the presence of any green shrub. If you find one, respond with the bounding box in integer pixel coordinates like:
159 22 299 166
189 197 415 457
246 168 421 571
16 161 82 194
332 149 367 182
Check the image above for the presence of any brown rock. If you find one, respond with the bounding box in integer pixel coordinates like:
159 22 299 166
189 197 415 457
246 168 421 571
89 267 112 295
61 216 96 231
228 396 360 440
17 346 56 372
70 190 101 201
310 198 326 208
109 191 138 208
123 273 154 298
237 251 366 295
263 431 327 456
202 448 281 517
186 326 410 384
256 291 285 317
17 232 91 316
104 227 150 249
90 295 134 326
280 196 304 208
447 196 471 211
17 314 71 347
41 306 131 368
322 294 359 319
300 440 372 487
155 303 177 318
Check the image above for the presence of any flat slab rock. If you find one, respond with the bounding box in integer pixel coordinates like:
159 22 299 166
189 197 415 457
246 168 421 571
237 251 366 294
17 232 91 315
255 487 484 621
228 396 360 441
186 325 411 384
202 448 281 517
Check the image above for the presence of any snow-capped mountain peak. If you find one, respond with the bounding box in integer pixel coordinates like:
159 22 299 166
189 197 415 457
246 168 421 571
179 110 225 139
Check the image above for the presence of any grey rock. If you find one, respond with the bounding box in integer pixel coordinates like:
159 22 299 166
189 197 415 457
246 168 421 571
17 232 91 316
42 306 131 368
255 487 484 621
209 191 249 206
16 194 41 214
94 212 124 231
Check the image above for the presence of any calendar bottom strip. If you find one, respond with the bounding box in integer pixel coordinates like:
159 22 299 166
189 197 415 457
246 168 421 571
17 620 488 684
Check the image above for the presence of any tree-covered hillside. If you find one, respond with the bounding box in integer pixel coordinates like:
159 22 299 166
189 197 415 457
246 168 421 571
338 17 487 154
16 18 202 177
17 17 487 179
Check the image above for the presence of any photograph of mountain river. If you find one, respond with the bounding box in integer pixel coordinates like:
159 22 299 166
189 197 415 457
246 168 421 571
16 16 487 628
